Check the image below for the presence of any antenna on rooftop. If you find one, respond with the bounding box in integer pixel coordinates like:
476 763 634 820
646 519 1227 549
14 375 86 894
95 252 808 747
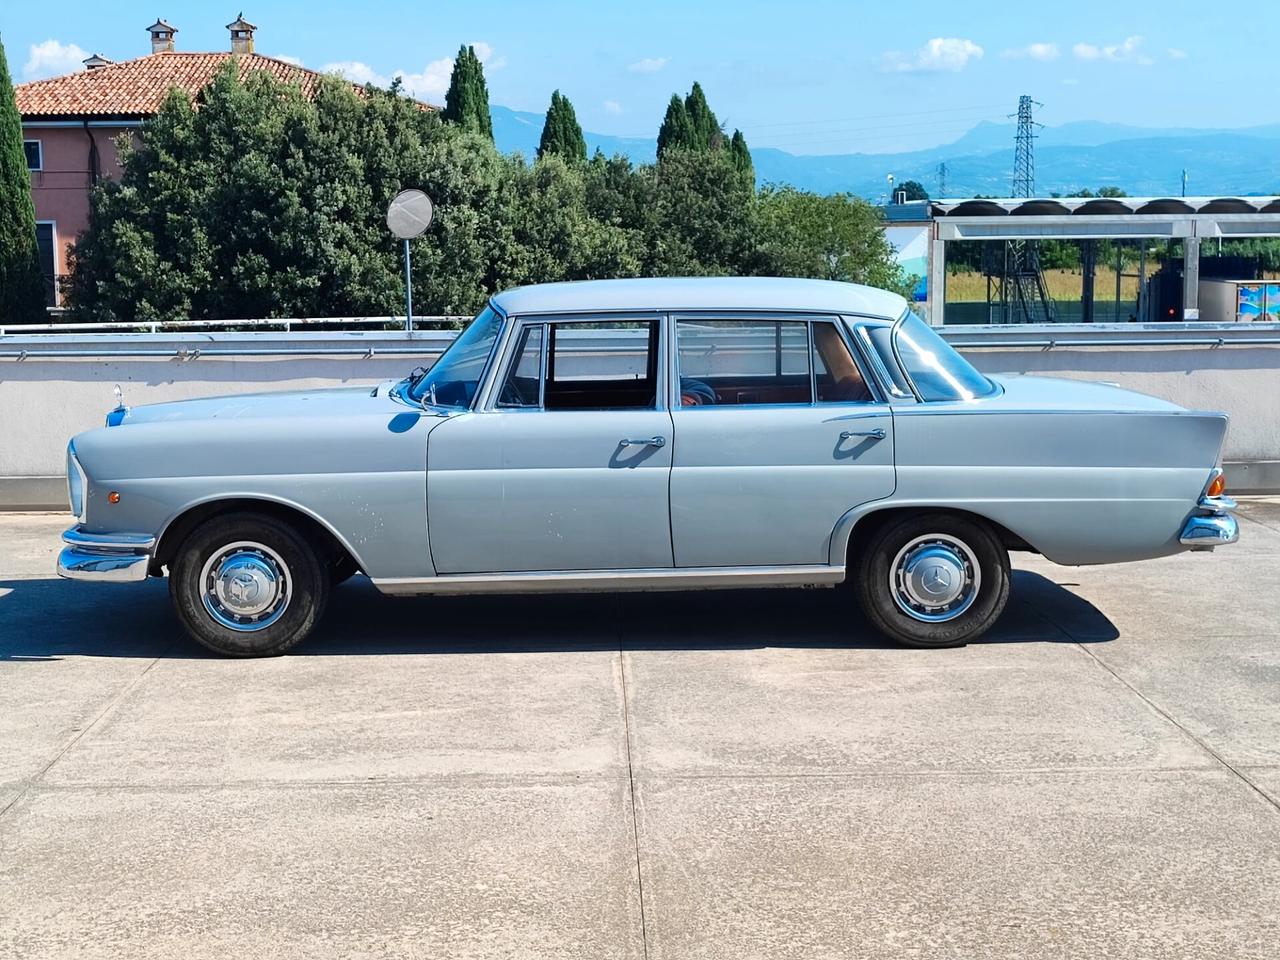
936 161 948 199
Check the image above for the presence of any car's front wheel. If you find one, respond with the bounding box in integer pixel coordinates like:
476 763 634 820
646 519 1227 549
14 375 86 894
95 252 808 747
169 512 329 657
853 512 1010 648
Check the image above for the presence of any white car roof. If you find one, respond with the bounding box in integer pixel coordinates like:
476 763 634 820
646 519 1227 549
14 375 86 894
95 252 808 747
490 277 908 322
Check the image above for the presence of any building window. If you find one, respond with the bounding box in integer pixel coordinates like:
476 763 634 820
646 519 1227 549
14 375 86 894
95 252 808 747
35 223 56 307
23 140 42 171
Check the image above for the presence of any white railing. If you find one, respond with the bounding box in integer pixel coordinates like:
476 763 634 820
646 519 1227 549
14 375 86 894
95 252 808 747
0 315 469 335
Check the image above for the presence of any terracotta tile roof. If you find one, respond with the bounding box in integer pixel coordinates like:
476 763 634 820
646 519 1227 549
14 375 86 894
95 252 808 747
16 51 434 118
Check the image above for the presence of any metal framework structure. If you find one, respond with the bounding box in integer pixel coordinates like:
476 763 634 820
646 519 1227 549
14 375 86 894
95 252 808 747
925 196 1280 327
987 96 1054 324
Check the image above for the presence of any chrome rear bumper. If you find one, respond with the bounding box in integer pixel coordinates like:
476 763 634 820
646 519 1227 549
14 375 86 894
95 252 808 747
1179 495 1239 550
56 527 156 583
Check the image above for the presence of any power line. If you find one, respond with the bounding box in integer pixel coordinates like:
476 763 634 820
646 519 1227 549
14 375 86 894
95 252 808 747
730 102 1011 131
748 117 1006 151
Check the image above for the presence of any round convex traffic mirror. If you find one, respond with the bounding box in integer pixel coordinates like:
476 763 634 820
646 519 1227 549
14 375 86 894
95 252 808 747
386 189 434 240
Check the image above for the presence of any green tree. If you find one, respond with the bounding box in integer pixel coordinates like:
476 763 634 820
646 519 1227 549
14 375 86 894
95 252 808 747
0 35 46 322
656 94 694 157
658 82 732 155
537 90 586 162
441 44 493 140
754 186 909 293
897 179 928 201
728 129 754 183
69 64 450 320
683 81 721 150
647 148 755 275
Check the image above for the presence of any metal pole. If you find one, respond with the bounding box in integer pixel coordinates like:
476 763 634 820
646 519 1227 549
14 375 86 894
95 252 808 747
1183 236 1201 320
402 238 413 333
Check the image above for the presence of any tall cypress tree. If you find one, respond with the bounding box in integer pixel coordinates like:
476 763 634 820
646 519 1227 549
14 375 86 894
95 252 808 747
0 35 46 322
656 94 694 156
441 44 493 140
538 90 586 162
683 81 720 150
728 129 754 182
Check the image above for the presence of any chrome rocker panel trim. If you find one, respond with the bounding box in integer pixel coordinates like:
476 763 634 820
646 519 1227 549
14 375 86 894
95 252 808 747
374 564 845 596
56 526 156 583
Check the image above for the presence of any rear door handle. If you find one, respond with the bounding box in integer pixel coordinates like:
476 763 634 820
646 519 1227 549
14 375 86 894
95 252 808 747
620 436 666 448
840 428 885 441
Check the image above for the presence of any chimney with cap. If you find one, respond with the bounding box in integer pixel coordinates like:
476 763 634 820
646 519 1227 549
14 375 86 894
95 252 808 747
82 53 114 70
146 19 178 54
227 13 257 54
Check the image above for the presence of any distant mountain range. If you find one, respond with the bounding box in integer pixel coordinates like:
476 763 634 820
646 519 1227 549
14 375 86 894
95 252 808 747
492 105 1280 199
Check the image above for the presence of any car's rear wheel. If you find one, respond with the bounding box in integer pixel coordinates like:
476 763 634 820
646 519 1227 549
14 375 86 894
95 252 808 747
853 512 1010 648
169 512 329 657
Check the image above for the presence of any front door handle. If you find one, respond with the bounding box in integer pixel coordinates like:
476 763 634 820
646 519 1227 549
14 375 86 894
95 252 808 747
620 436 666 448
840 428 886 441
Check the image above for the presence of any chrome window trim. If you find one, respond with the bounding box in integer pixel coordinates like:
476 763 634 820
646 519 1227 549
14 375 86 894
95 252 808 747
673 314 813 409
812 317 884 405
890 309 1000 403
672 312 889 411
482 312 666 413
466 304 514 412
493 322 546 411
850 321 915 403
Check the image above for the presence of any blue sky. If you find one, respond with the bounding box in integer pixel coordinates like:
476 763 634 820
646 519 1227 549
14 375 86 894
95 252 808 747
3 0 1269 154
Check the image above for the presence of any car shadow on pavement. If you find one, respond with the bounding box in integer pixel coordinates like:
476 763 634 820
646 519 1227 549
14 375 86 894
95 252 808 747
0 569 1117 660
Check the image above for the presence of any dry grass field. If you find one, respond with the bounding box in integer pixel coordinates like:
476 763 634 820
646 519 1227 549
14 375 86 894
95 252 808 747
945 268 1142 302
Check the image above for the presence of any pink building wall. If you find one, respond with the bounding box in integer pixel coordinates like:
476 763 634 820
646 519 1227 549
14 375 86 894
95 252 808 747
23 123 132 300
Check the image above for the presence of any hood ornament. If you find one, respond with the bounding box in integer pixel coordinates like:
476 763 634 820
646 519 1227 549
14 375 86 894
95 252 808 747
106 383 130 427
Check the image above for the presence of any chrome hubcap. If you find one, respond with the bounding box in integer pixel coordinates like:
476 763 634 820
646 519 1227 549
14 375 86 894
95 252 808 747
200 541 290 632
890 534 981 623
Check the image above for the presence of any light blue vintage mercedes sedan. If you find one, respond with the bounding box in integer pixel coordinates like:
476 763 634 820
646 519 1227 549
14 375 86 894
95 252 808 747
57 277 1239 656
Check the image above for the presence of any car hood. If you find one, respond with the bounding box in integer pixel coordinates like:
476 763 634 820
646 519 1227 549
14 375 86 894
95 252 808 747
112 383 402 426
985 374 1188 413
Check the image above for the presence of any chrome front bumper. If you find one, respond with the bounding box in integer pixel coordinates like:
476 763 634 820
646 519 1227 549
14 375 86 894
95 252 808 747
1179 495 1239 550
56 527 156 583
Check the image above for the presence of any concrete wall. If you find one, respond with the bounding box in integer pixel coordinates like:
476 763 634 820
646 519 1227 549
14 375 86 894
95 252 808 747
2 325 1277 508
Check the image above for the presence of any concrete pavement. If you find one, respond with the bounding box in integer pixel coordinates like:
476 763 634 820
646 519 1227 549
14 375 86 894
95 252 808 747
2 506 1279 958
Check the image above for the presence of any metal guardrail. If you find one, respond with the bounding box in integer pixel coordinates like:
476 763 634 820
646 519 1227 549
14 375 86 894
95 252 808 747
947 337 1280 348
0 346 447 360
0 316 468 335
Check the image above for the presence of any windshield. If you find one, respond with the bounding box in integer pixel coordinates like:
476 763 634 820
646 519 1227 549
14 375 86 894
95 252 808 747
890 312 997 402
406 306 505 408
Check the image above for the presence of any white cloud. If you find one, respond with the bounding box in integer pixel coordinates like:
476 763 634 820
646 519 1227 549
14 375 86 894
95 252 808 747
23 39 90 80
628 57 669 74
393 58 455 100
1168 47 1189 59
882 38 984 73
275 54 304 67
322 60 391 87
469 42 506 71
603 99 623 114
1073 35 1153 65
322 42 503 102
1003 42 1060 61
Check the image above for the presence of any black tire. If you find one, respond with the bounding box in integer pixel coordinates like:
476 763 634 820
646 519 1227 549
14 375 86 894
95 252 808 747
853 512 1010 648
168 512 330 657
